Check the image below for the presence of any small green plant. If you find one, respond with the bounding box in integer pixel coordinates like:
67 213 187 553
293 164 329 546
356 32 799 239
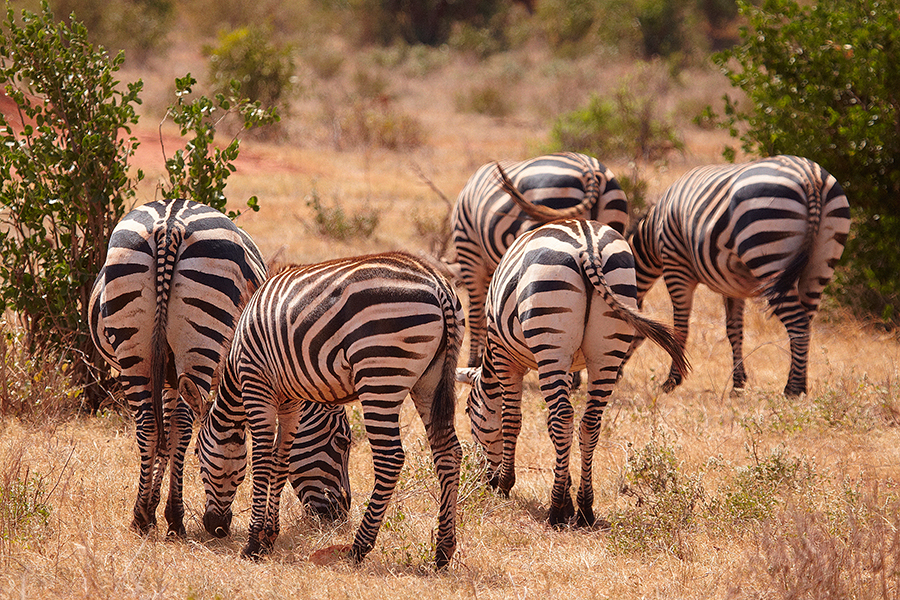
0 439 52 554
160 74 279 218
609 432 704 557
334 98 424 151
204 26 295 115
712 445 815 523
548 77 683 162
306 189 378 241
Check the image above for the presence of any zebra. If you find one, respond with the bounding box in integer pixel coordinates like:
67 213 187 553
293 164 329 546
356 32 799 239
447 152 628 368
90 199 351 536
626 155 851 397
456 219 688 527
196 251 465 568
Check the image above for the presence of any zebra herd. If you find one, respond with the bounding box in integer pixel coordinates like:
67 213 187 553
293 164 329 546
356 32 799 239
90 152 850 568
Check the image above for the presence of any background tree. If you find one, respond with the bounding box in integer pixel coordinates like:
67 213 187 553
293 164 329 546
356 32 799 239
709 0 900 324
0 2 143 408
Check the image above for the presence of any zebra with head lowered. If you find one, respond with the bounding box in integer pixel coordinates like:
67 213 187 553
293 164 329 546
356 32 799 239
196 252 464 568
627 155 851 397
90 199 351 537
447 152 628 367
457 219 688 528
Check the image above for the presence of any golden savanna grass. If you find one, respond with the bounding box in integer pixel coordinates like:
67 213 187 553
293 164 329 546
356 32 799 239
2 27 900 600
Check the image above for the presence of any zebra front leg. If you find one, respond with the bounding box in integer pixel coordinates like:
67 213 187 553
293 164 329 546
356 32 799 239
772 298 811 397
462 265 491 367
723 297 748 393
242 399 287 559
349 403 405 564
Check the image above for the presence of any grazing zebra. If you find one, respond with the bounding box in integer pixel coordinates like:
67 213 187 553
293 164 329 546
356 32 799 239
90 199 351 536
447 152 628 367
627 155 851 397
196 252 464 568
457 219 688 527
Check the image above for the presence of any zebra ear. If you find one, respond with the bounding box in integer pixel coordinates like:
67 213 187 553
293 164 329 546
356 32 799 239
455 367 479 385
178 375 209 417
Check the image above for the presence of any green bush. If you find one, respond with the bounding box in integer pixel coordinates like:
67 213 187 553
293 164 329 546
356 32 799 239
160 75 279 218
205 26 296 116
0 2 143 406
610 433 704 557
548 79 683 162
306 189 378 241
709 0 900 325
51 0 174 63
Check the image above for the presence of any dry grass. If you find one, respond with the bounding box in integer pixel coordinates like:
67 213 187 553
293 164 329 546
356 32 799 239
2 25 899 600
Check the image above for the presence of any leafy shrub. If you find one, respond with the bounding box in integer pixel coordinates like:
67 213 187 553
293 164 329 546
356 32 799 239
548 79 683 162
333 98 424 151
306 189 378 241
0 2 143 407
455 83 512 118
709 0 900 325
205 26 296 115
711 446 814 523
350 0 507 47
160 75 279 217
609 433 704 557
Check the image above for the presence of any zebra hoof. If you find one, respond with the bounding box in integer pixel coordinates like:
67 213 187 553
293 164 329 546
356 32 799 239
435 544 455 570
575 506 595 529
130 515 156 536
783 383 806 398
166 523 187 538
348 542 372 564
203 508 232 538
661 377 679 393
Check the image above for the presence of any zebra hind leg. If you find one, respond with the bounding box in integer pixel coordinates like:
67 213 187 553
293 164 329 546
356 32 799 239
772 299 811 398
164 397 194 537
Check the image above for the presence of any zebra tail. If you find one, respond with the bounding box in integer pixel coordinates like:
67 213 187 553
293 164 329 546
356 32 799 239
763 165 823 305
150 229 179 457
494 162 596 222
433 275 464 435
579 248 690 380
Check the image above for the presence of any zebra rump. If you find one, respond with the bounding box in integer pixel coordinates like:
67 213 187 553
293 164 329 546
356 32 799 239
458 219 687 527
446 152 628 368
196 251 464 568
626 155 851 397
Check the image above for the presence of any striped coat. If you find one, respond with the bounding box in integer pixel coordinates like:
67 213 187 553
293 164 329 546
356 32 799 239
628 155 851 396
90 199 268 536
196 252 464 568
448 152 628 367
458 219 687 527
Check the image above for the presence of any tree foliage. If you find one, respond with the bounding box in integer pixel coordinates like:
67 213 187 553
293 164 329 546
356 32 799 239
160 75 278 219
0 3 279 411
710 0 900 324
0 2 142 384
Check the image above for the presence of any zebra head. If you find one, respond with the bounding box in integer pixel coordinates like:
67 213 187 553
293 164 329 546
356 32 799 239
289 403 353 521
456 366 502 477
195 382 248 538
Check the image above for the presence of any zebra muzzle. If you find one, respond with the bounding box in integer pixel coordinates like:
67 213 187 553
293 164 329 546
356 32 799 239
203 507 232 538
